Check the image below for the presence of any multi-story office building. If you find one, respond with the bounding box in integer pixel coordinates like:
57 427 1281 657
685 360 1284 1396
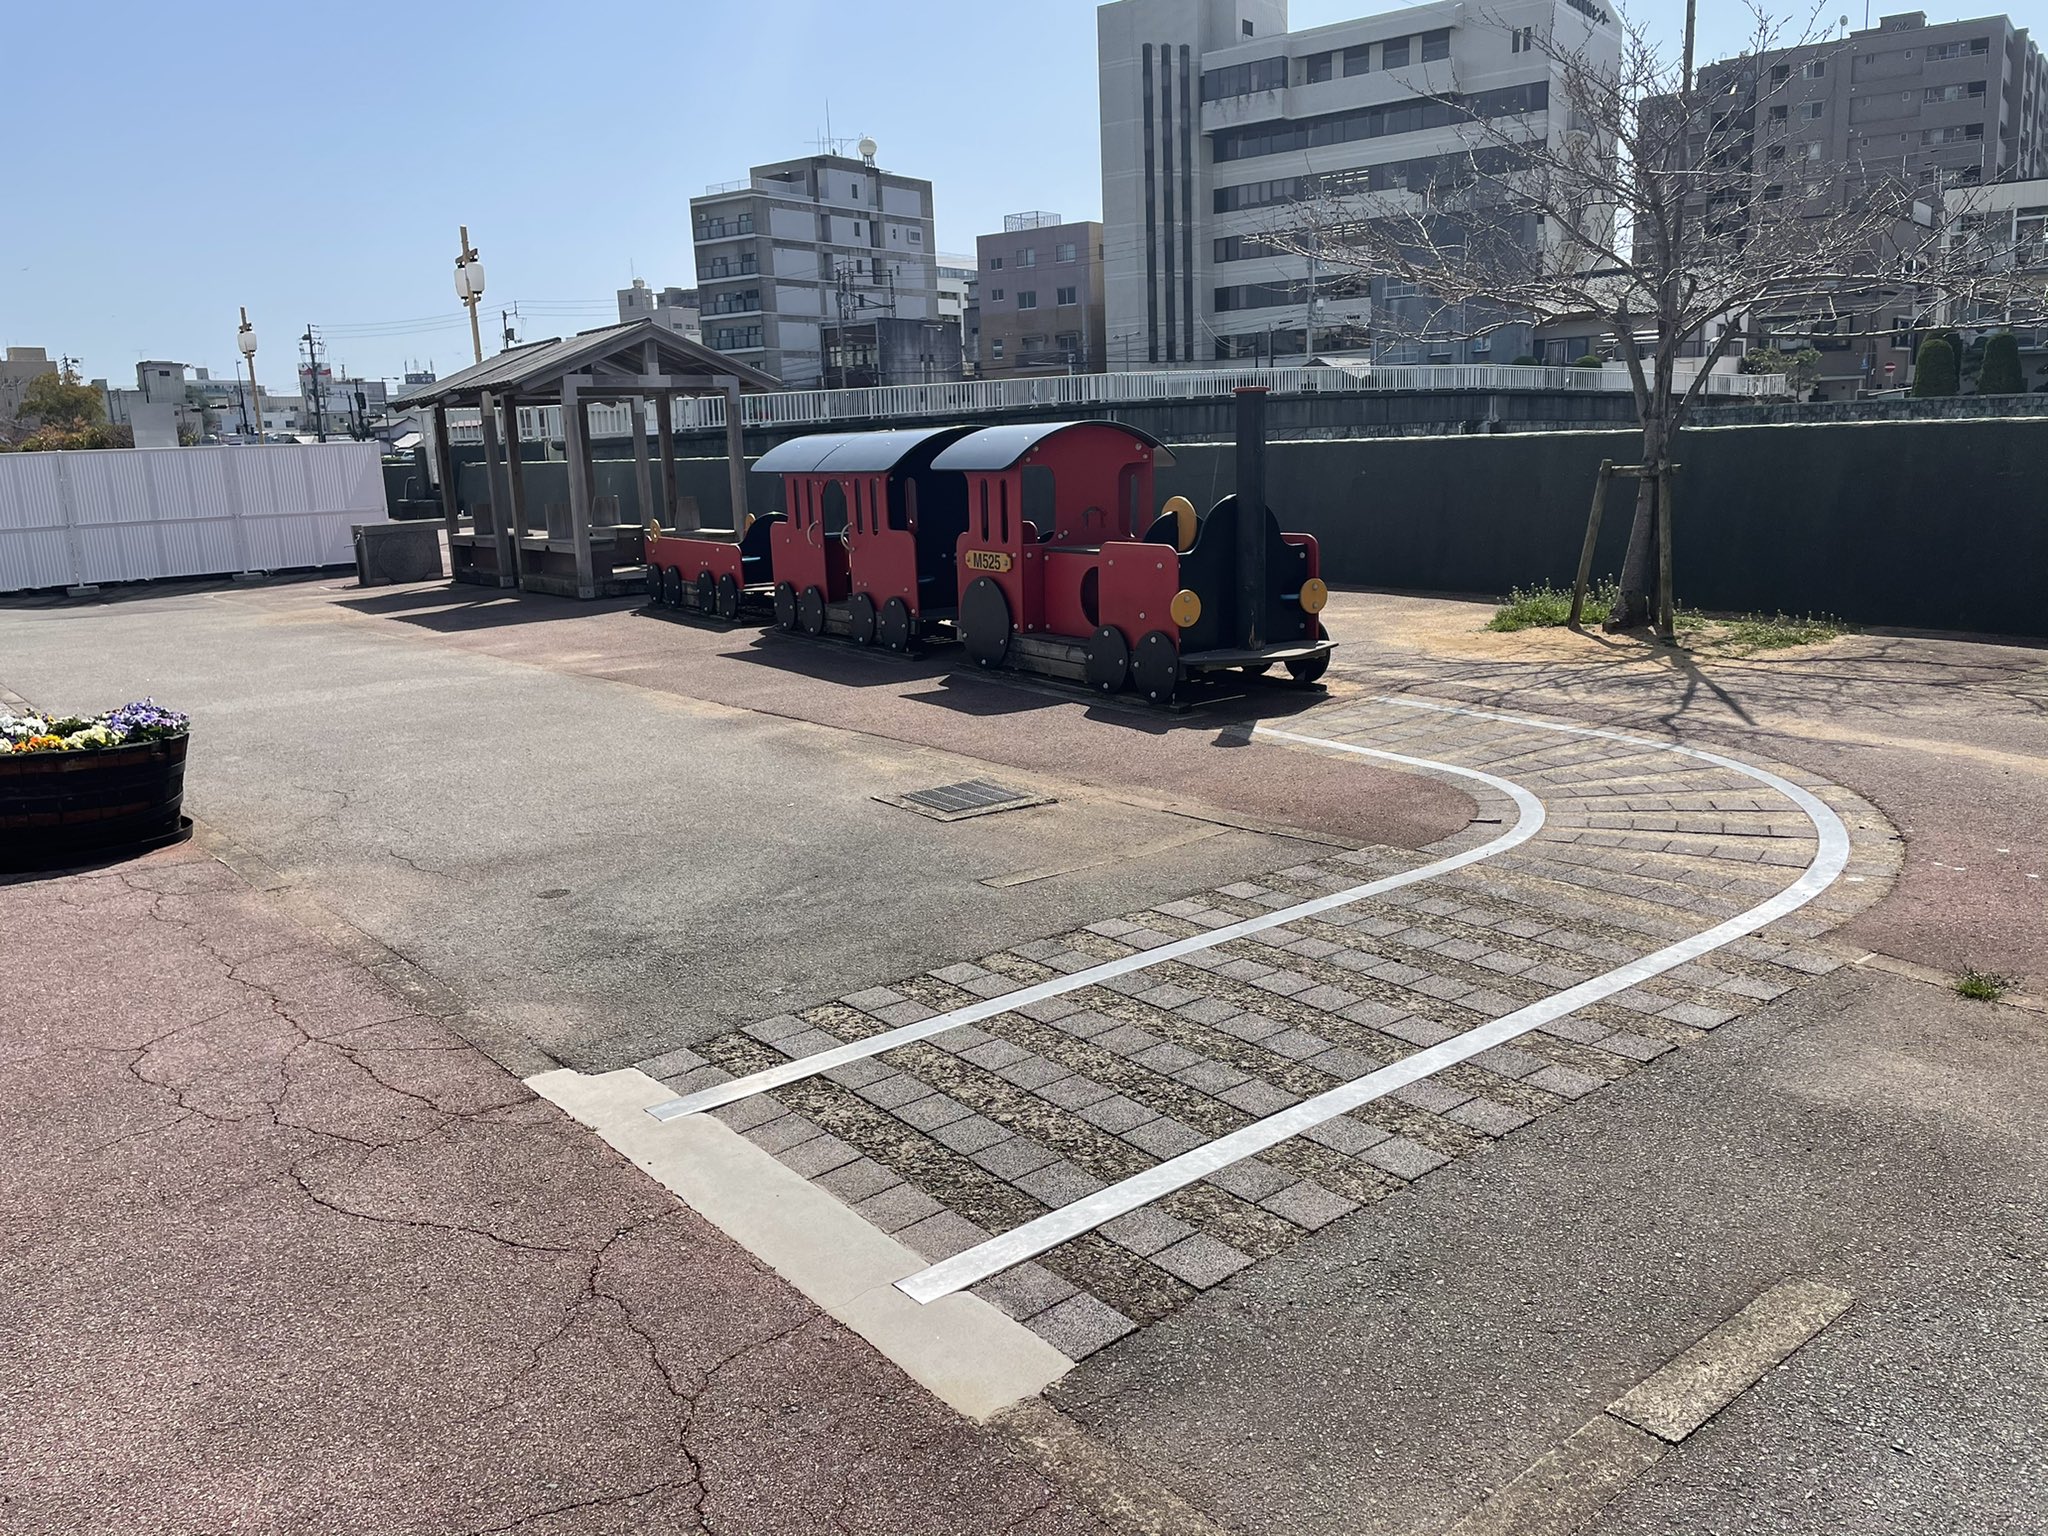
976 213 1108 374
1098 0 1619 366
690 152 940 388
617 278 702 341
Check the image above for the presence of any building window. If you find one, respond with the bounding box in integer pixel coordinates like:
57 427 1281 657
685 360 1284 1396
1057 286 1078 305
1056 332 1081 355
909 229 922 244
1305 51 1333 82
1930 38 1990 61
1242 18 1253 36
1383 37 1410 69
1420 29 1450 62
990 255 1003 269
991 339 1004 359
1019 248 1037 266
1800 101 1824 121
991 287 1004 301
1201 56 1287 99
1342 43 1371 76
1771 63 1789 82
1800 59 1825 78
1922 123 1984 144
1926 82 1987 103
1056 241 1077 262
1017 290 1038 309
1511 26 1535 53
1769 104 1788 122
1210 80 1548 162
852 221 864 238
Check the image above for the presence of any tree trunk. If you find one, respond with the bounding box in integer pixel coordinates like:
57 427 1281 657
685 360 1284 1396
1605 414 1667 632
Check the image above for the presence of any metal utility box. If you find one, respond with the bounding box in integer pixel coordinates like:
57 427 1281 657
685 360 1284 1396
353 520 445 587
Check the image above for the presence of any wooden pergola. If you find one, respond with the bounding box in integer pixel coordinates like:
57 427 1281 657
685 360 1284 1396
392 319 780 599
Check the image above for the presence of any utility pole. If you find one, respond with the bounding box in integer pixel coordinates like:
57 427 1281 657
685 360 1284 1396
300 325 327 442
454 225 485 365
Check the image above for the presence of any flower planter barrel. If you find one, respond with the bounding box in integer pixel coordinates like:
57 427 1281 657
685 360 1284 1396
0 734 191 872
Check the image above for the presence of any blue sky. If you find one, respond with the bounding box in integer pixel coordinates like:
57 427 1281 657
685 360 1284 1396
0 0 1979 386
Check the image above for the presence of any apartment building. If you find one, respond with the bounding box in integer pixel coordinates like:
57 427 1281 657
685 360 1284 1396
617 278 702 341
1097 0 1618 367
689 152 940 388
976 213 1108 374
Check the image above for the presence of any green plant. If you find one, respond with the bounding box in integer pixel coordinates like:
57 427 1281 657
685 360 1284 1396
1713 612 1846 651
1511 354 1541 366
1977 332 2024 394
1953 967 2017 1002
1912 337 1958 397
1572 354 1606 369
1488 580 1616 630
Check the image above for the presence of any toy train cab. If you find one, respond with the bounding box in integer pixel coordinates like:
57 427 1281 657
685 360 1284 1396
644 510 783 621
939 399 1332 702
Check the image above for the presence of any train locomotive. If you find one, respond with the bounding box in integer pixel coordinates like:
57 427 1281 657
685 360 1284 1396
643 385 1332 705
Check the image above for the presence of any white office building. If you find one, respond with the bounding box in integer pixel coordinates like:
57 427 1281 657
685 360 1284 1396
1097 0 1620 366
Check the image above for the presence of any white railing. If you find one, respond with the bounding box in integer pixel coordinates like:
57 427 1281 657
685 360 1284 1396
442 362 1783 443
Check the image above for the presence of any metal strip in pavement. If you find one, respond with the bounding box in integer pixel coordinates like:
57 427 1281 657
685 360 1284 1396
646 726 1546 1122
897 704 1850 1303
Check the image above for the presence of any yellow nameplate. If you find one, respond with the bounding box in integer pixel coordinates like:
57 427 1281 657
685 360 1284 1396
964 549 1014 573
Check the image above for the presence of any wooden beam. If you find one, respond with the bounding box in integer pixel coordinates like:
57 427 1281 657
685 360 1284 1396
562 379 596 599
501 390 528 573
431 402 459 572
655 391 679 530
721 378 747 540
478 388 516 587
630 395 654 533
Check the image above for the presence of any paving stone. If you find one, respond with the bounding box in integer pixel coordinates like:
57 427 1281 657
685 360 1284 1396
1390 1079 1472 1114
710 1095 785 1133
1527 1063 1605 1100
775 1027 846 1058
1177 996 1245 1026
897 1210 991 1262
1036 1074 1117 1110
745 1114 824 1155
1599 1030 1676 1063
665 1064 735 1093
854 1073 934 1111
1447 1098 1537 1137
1476 951 1538 976
1262 1027 1334 1061
1303 1115 1391 1155
1250 971 1315 998
931 1114 1011 1156
852 1182 945 1234
1260 1181 1360 1230
1303 1044 1383 1082
972 1135 1061 1180
961 1038 1032 1070
1100 1206 1200 1257
1017 994 1085 1022
1052 1009 1120 1039
1538 1014 1613 1046
932 1024 994 1052
780 1133 863 1178
1327 948 1387 974
1472 1044 1549 1080
1370 961 1432 986
1338 998 1408 1029
1451 988 1521 1017
1214 958 1277 982
1134 1041 1206 1075
1363 1134 1453 1180
1205 1157 1295 1203
874 1000 937 1027
895 1093 975 1132
1044 951 1104 974
1294 984 1362 1012
1288 938 1341 960
1219 882 1273 900
824 1057 893 1089
1661 1000 1739 1030
962 973 1025 999
996 1054 1073 1091
1094 1023 1165 1058
1088 918 1142 938
1078 1094 1159 1134
1153 1233 1255 1289
1217 1011 1288 1043
1431 937 1491 963
842 987 906 1013
1122 1116 1210 1159
1220 1079 1299 1116
1176 1059 1254 1095
1100 974 1159 998
1136 983 1204 1010
975 1261 1079 1320
1410 973 1475 1002
1015 1160 1108 1207
1122 928 1179 949
1027 1293 1138 1359
741 1015 810 1045
933 962 995 987
635 1044 708 1080
815 1156 902 1205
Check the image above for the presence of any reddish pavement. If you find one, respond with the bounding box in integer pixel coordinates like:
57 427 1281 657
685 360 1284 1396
1 841 1102 1536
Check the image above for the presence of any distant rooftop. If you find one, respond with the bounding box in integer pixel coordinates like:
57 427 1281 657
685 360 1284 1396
1003 211 1064 232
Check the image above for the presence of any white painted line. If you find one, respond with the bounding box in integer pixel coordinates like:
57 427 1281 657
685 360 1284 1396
897 703 1849 1303
526 1066 1072 1421
647 728 1546 1122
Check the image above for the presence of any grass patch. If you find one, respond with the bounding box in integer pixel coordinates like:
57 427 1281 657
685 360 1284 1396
1953 968 2018 1003
1711 612 1846 652
1489 580 1614 631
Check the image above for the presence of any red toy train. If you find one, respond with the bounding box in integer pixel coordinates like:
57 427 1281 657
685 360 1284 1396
643 387 1331 704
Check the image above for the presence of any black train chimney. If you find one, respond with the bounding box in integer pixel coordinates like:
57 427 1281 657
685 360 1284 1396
1234 385 1269 649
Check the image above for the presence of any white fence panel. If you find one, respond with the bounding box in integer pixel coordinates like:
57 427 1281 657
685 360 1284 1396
0 443 382 594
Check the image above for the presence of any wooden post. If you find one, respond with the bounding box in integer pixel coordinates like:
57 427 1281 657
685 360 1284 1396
501 391 527 577
630 394 655 532
562 379 595 599
1655 463 1678 645
655 390 678 530
431 401 459 580
478 389 515 587
721 378 747 538
1568 458 1615 628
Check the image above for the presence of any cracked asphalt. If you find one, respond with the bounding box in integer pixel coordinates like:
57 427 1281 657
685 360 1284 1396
1 845 1101 1535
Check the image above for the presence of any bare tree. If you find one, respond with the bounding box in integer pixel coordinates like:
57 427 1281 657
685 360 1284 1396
1265 1 2045 634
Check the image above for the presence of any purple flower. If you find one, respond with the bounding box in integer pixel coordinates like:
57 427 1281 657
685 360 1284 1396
103 699 190 741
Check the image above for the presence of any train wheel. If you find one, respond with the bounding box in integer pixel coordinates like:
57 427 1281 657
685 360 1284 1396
715 573 741 623
1085 626 1130 694
878 597 914 653
773 582 799 632
1285 651 1331 686
961 577 1011 669
1131 630 1180 705
798 585 828 637
660 565 681 608
695 570 716 614
846 591 878 646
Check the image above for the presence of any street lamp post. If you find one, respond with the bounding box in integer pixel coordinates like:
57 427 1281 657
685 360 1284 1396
236 308 261 441
454 226 486 366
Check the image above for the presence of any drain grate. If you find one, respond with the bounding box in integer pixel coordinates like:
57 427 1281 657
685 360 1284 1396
879 779 1054 822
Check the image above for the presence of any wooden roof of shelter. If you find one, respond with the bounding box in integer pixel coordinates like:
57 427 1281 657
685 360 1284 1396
391 318 780 410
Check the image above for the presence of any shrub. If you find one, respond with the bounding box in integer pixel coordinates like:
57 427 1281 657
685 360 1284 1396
1572 354 1605 369
1489 580 1615 630
1511 354 1541 366
1977 332 2024 394
1912 337 1958 397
